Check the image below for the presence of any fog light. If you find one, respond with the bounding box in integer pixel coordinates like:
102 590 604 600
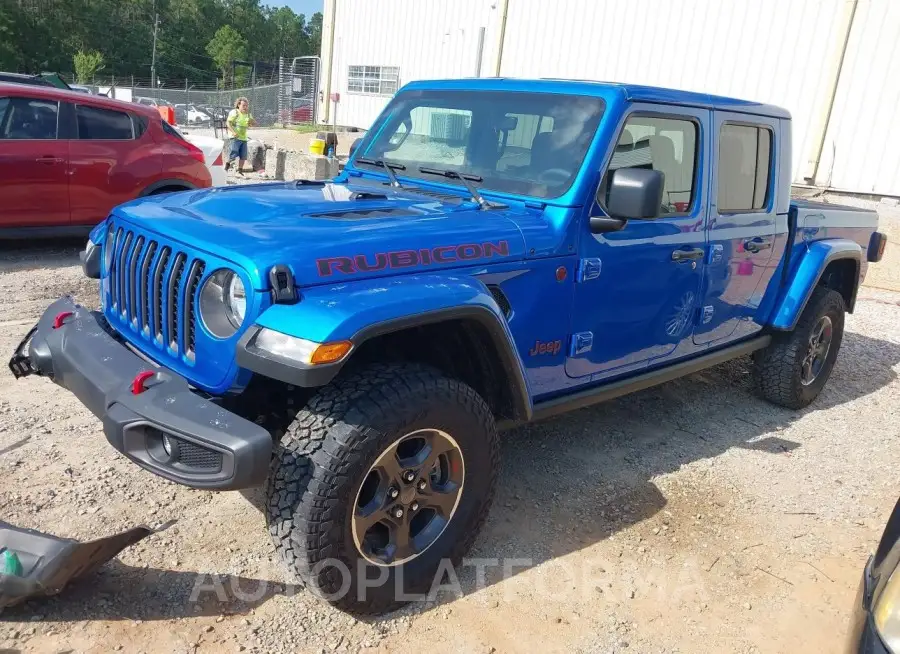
162 433 172 456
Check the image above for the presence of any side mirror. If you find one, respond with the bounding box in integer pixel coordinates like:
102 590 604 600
349 137 363 158
602 168 665 220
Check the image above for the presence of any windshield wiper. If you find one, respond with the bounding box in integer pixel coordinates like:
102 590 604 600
356 157 405 188
417 166 503 210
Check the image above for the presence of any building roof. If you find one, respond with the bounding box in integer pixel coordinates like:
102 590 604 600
403 77 791 120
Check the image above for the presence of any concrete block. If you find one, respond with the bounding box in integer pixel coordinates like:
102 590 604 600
247 139 266 171
265 148 287 180
282 152 340 181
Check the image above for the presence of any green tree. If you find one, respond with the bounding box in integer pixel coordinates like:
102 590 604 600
306 12 323 55
73 49 105 83
206 24 248 81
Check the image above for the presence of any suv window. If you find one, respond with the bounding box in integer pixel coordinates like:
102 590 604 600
717 123 772 212
607 115 698 214
76 105 134 140
0 97 59 140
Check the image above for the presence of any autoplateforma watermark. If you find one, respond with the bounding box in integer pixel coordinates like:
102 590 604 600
189 554 715 606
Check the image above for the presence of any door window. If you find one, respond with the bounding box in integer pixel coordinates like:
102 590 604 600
607 115 698 214
0 97 59 140
717 124 772 212
76 105 134 140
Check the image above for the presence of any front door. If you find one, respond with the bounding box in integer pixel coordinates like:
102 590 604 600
693 112 779 344
0 95 69 228
567 105 710 380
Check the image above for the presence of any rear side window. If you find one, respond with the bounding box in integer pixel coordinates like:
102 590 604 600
717 124 772 212
161 120 186 142
132 114 148 138
0 97 59 140
76 105 134 140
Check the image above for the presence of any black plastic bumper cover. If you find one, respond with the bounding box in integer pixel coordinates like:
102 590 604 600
10 296 272 490
1 521 155 609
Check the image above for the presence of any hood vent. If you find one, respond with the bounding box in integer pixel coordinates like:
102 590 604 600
307 207 421 220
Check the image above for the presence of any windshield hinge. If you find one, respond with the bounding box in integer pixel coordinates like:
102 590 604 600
524 200 546 210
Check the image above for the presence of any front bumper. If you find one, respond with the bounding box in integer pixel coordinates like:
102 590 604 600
8 297 272 490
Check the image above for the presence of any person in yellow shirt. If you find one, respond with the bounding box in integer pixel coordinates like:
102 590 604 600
226 96 257 175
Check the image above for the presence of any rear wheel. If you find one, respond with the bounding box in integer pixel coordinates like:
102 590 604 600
265 363 499 614
754 286 845 409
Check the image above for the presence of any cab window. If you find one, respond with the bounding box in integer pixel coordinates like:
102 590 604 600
607 115 698 214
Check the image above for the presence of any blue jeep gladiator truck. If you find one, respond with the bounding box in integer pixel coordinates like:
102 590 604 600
8 78 887 613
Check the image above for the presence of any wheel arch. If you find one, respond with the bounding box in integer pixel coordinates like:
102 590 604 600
140 179 198 196
237 275 534 423
770 239 861 331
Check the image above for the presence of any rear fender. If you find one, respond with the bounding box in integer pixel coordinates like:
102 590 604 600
238 274 533 420
770 239 861 331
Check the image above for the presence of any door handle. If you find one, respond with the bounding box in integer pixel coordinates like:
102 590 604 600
743 237 772 254
35 156 64 164
671 247 705 262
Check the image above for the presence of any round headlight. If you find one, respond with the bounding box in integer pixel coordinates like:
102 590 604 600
104 226 116 271
226 274 246 328
200 269 247 338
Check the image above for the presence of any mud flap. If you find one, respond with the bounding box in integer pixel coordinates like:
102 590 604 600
0 520 171 609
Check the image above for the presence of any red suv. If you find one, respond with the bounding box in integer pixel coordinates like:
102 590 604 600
0 83 211 238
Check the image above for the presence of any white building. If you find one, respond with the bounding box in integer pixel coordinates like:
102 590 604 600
318 0 900 197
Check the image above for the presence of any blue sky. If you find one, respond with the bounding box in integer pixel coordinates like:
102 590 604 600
278 0 324 18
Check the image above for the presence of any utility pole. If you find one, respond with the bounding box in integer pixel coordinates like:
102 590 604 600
150 12 160 89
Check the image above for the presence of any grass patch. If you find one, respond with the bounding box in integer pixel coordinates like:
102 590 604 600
292 123 320 134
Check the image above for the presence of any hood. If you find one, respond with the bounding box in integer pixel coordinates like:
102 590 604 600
112 182 529 289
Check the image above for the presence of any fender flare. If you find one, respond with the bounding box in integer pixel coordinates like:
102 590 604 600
770 239 861 331
236 274 533 421
140 179 197 196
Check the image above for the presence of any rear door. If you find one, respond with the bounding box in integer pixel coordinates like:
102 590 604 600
69 103 148 226
693 113 779 344
0 94 69 228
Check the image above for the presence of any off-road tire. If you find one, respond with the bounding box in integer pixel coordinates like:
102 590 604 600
265 363 499 614
753 287 845 409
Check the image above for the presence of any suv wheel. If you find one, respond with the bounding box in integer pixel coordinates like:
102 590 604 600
265 363 499 614
753 286 846 409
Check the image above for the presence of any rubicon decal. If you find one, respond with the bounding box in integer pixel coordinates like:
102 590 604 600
316 241 511 277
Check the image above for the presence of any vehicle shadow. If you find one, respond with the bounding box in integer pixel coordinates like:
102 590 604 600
0 560 299 623
0 240 82 274
376 328 900 616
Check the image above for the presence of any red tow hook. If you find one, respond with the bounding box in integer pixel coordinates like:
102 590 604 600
52 311 74 329
131 371 156 395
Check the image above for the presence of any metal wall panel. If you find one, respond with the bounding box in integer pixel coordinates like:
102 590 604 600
328 0 502 130
815 0 900 195
327 0 899 195
499 0 847 186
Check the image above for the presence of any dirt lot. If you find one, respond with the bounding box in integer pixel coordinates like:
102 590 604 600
1 201 899 654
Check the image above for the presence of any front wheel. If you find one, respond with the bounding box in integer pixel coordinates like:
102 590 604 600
265 363 499 614
753 286 846 409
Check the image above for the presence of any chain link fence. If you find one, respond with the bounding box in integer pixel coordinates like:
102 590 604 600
79 56 320 132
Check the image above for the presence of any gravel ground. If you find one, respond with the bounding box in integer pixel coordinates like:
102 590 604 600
0 207 898 653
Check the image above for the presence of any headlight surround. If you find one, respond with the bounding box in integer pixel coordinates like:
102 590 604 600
200 269 247 338
874 566 900 652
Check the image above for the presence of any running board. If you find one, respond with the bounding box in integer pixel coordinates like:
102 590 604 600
510 335 771 428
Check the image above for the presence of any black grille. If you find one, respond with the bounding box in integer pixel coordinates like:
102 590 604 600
488 285 512 319
176 439 223 471
106 230 205 357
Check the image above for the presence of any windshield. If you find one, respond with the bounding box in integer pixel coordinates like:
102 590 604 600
355 90 605 199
